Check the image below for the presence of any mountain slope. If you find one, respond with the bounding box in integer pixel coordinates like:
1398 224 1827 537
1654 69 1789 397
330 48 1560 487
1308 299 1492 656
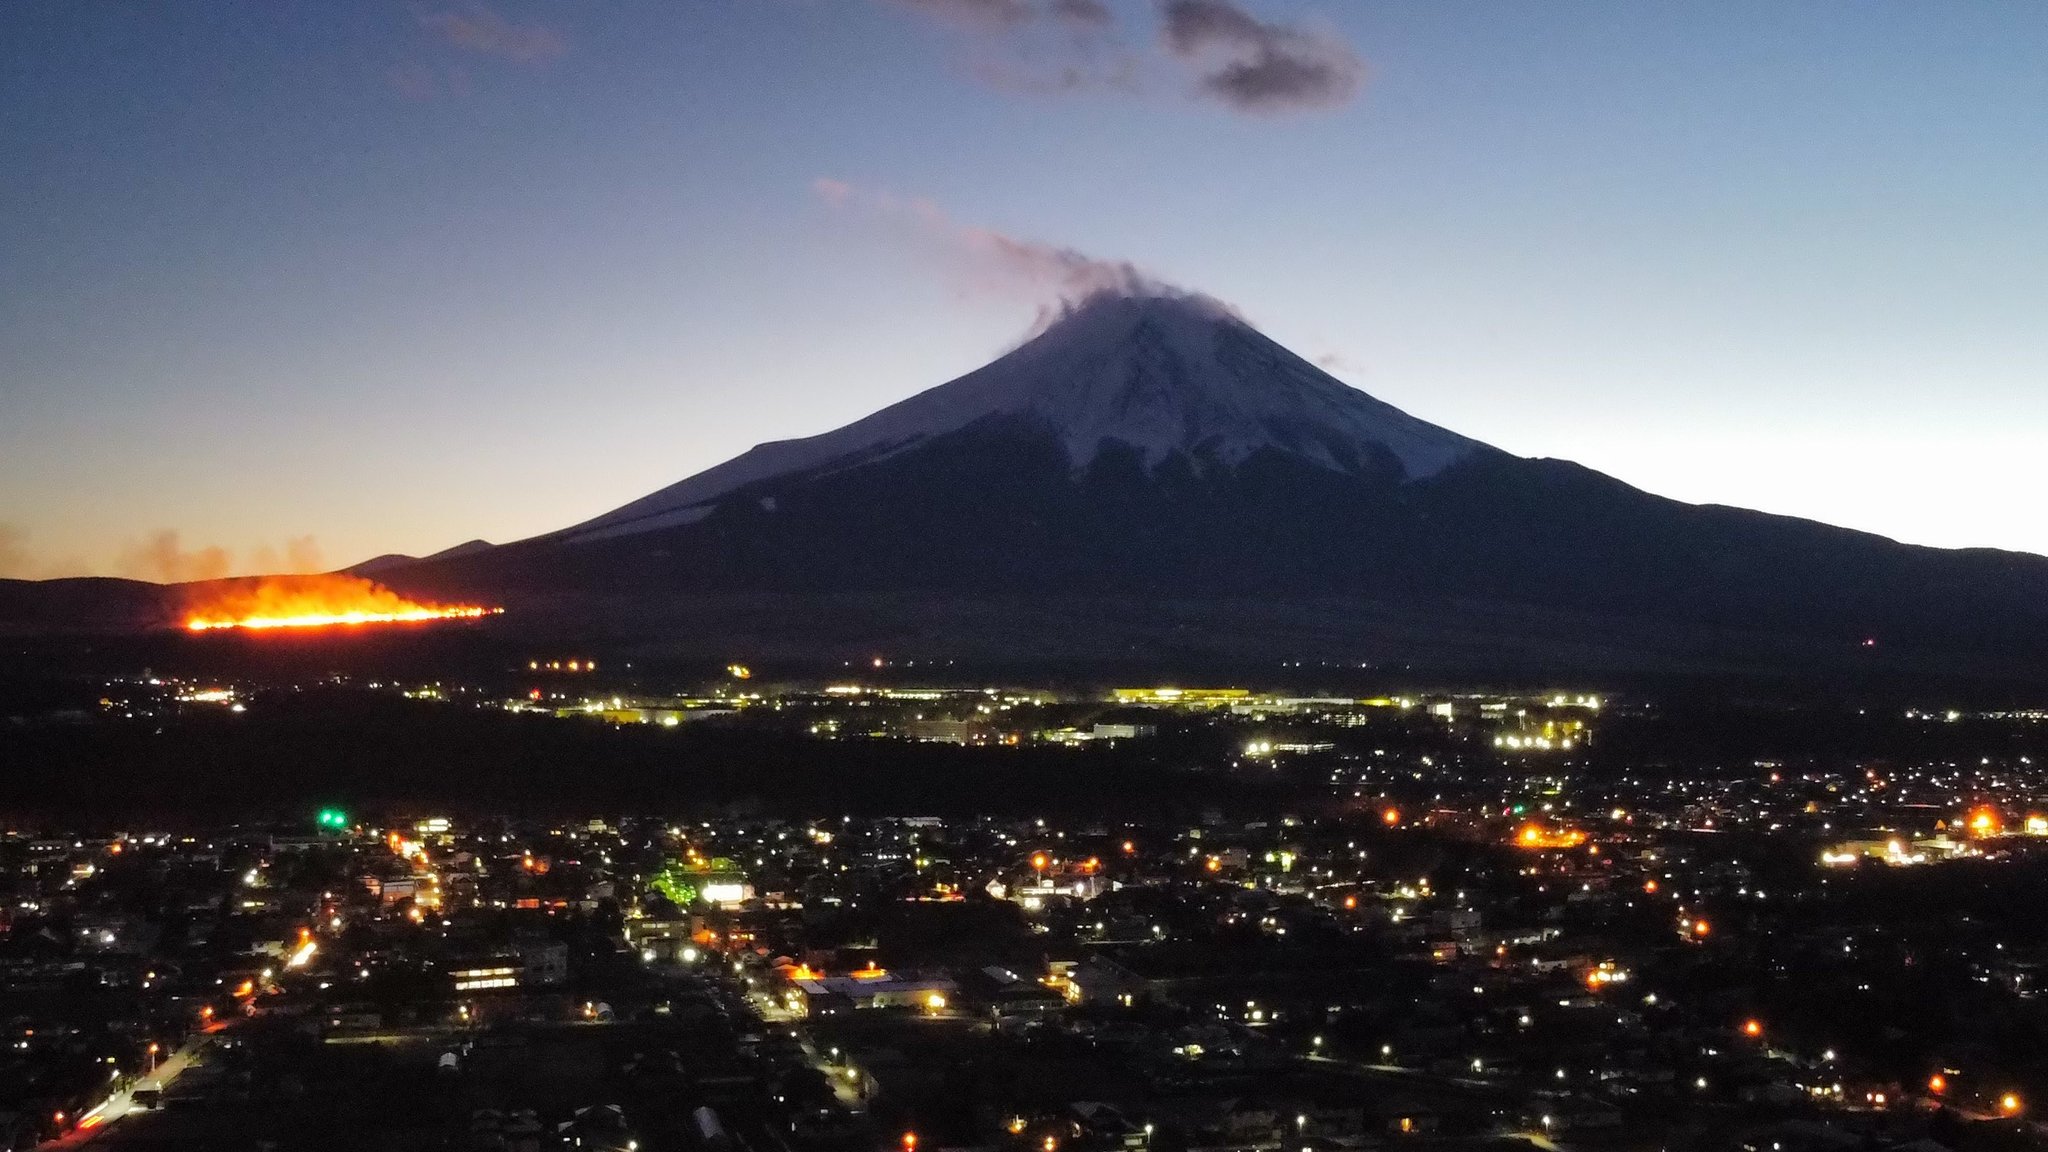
9 289 2048 683
357 290 2048 678
558 292 1479 543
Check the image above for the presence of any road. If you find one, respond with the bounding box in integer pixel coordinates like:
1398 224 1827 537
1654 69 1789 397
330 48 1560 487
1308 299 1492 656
42 1031 216 1148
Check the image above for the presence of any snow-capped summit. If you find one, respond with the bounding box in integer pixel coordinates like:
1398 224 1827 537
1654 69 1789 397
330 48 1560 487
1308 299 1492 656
564 291 1481 542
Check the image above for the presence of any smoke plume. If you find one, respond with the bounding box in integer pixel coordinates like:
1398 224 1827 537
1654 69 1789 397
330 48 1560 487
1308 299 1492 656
114 531 329 585
0 524 33 580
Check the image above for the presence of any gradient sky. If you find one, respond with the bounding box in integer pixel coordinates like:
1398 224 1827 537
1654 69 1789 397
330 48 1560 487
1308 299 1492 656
4 0 2046 580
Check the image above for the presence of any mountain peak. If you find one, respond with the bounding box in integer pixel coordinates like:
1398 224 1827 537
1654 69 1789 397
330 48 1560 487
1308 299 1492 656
561 291 1482 542
1036 286 1245 330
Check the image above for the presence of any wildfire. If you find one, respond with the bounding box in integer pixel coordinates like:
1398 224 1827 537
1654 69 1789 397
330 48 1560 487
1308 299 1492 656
182 574 499 632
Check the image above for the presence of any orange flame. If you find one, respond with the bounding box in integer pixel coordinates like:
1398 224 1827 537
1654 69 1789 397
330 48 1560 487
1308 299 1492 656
182 574 498 632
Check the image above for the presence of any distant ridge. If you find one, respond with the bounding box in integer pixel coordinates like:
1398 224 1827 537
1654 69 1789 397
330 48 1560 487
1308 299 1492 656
350 539 494 575
7 290 2048 685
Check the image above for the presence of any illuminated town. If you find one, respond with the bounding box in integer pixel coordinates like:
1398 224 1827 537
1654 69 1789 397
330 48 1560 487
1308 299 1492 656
3 666 2047 1151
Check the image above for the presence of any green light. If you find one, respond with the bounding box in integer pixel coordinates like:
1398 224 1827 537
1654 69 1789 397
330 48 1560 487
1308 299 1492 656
650 863 699 908
317 808 347 829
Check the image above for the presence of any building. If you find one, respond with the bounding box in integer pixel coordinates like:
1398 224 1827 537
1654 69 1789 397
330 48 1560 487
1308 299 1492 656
789 968 956 1014
449 958 520 993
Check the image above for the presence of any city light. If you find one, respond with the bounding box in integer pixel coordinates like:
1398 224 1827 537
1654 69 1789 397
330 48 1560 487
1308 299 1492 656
1514 824 1587 849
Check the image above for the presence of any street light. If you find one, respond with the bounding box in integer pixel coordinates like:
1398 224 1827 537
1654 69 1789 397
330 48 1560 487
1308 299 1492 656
147 1042 160 1075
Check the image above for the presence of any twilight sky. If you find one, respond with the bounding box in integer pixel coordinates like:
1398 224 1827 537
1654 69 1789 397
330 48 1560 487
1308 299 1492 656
4 0 2046 580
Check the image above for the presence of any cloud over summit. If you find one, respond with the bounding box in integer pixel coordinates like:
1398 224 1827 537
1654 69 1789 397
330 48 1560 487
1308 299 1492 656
810 178 1211 318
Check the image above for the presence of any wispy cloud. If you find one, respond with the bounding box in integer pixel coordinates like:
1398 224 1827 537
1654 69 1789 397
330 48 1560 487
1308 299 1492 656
880 0 1146 101
811 176 857 207
811 177 1234 323
391 1 562 98
1049 0 1114 28
417 2 567 64
876 0 1362 116
1158 0 1362 114
889 0 1036 29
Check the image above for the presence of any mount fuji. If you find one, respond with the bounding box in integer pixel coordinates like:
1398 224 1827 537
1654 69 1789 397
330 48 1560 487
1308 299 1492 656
10 290 2048 680
559 291 1481 545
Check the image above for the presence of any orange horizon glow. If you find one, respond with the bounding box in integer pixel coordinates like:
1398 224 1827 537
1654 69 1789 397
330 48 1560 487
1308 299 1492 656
181 573 498 632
